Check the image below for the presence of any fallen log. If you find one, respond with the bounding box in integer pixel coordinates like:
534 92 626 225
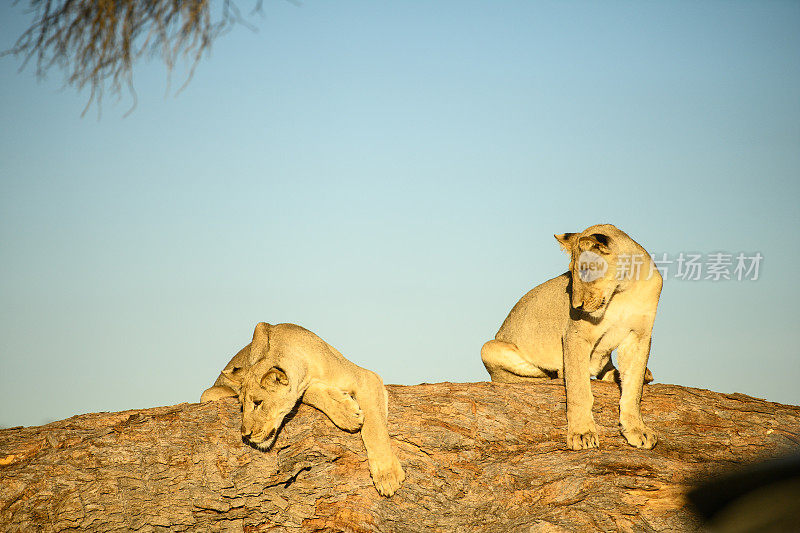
2 381 799 532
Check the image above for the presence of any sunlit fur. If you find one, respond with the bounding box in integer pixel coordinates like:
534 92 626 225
200 322 406 497
567 232 621 316
239 364 299 450
482 224 662 451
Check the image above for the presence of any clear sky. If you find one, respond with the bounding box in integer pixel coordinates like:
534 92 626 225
1 1 798 428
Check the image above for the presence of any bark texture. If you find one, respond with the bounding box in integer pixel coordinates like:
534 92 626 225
2 381 799 532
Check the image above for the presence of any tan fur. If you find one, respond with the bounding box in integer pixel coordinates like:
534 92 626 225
481 224 661 450
201 322 405 497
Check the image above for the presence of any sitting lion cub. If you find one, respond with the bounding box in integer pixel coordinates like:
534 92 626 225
201 322 405 497
481 224 661 450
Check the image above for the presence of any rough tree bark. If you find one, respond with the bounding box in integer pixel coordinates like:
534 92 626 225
2 381 799 532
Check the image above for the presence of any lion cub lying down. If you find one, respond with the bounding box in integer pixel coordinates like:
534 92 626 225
201 322 405 497
482 224 661 450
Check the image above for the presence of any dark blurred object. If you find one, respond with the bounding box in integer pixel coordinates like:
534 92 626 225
688 453 800 532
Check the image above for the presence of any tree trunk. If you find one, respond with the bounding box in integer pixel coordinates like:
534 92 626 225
2 381 799 532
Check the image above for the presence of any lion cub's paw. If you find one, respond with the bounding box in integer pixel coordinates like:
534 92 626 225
336 405 364 432
621 425 657 449
328 391 364 432
369 455 405 497
566 425 600 450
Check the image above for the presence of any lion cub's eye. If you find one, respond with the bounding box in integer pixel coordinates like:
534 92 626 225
252 400 262 408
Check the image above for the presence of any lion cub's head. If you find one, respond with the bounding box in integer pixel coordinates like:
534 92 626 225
237 364 300 450
228 322 304 450
556 224 643 316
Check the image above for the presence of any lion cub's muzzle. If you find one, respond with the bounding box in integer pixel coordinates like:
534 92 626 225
573 295 607 313
241 426 277 450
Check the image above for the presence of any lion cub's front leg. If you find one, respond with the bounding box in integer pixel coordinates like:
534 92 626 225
303 382 365 432
355 373 405 497
563 328 599 450
616 332 657 449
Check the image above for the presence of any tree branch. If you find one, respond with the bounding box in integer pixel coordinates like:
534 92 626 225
4 0 259 116
1 381 798 531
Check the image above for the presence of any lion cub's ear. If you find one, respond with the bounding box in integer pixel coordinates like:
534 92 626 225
249 322 271 366
578 233 611 254
555 233 578 253
261 367 289 388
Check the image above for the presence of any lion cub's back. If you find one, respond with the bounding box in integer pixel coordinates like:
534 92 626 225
271 322 362 373
495 273 571 359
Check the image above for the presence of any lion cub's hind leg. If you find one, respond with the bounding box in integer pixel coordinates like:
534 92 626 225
595 359 654 384
303 382 365 432
481 340 554 383
200 385 239 403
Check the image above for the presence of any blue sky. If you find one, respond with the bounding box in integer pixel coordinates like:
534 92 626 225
1 1 798 428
